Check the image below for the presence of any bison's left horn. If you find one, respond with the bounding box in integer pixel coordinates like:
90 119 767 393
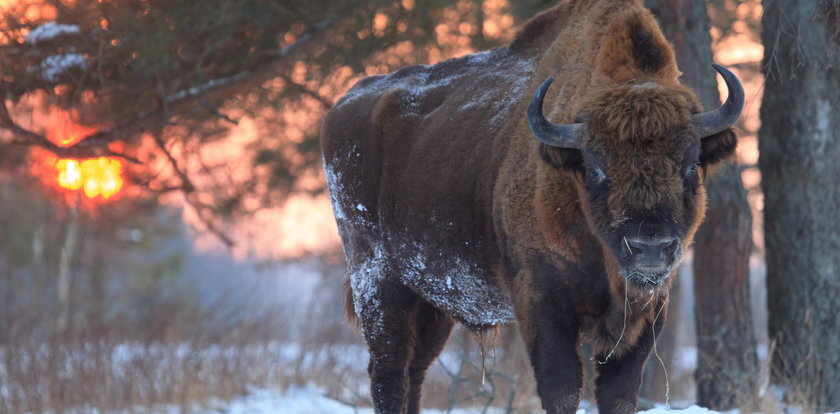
691 63 744 138
528 77 583 149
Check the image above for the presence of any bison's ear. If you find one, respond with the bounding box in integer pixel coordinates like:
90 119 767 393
700 128 737 167
540 145 583 171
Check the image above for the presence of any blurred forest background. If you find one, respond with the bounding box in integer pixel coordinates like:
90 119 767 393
0 0 837 413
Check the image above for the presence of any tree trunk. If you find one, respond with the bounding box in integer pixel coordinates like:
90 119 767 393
645 0 758 409
57 204 80 333
760 1 840 411
693 162 757 409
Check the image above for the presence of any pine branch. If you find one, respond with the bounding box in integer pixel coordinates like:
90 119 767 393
0 0 363 160
0 97 141 163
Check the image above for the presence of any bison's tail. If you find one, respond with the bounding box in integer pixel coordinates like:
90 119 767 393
344 276 359 329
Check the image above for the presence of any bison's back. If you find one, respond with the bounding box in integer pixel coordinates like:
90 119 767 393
321 48 536 327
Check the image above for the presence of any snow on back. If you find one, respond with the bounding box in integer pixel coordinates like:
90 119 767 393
335 49 535 129
465 50 494 65
457 54 535 128
25 22 81 44
333 73 397 111
40 53 87 82
334 68 461 117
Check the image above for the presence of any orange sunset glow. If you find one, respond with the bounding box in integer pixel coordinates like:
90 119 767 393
19 103 128 202
55 157 124 199
41 112 125 201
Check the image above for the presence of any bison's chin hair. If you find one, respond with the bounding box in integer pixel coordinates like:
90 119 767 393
623 267 672 287
619 248 683 288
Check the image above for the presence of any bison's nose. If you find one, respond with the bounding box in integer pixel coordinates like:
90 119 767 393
626 236 678 267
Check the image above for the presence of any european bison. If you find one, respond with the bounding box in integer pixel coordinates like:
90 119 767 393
321 0 743 413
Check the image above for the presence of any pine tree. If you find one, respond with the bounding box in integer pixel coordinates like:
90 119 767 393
761 1 840 410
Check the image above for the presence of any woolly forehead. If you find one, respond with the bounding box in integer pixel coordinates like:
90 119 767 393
580 83 700 157
577 84 703 213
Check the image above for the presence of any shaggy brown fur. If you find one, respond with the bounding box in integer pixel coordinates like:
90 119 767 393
321 1 738 413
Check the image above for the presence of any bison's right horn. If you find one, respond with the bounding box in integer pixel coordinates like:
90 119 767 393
691 63 745 138
527 77 584 149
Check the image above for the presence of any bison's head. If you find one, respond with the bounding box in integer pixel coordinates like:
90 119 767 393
528 64 743 288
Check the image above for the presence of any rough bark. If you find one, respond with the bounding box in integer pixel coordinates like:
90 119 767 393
645 0 758 408
693 161 758 409
57 204 80 333
760 0 840 410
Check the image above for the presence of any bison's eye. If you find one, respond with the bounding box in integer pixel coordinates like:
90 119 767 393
587 166 607 186
684 161 699 177
682 144 701 179
583 150 607 187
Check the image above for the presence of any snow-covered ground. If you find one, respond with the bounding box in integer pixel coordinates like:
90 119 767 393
221 386 737 414
173 386 840 414
220 384 515 414
64 383 735 414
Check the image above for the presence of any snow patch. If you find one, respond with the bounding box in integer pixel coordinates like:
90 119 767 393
333 74 393 111
219 384 522 414
40 53 86 82
400 243 514 326
349 245 388 339
323 146 373 229
25 22 80 44
214 387 781 414
675 346 698 370
631 82 659 90
223 384 358 414
323 157 347 222
638 405 725 414
814 97 831 149
466 50 494 65
166 73 248 103
346 236 514 338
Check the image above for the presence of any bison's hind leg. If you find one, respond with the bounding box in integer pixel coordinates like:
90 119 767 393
406 301 454 414
354 274 453 414
356 276 415 414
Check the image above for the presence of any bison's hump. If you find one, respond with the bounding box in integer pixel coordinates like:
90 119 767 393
332 48 535 129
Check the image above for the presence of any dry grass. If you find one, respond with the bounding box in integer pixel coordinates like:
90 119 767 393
0 284 540 414
0 259 365 413
1 256 797 414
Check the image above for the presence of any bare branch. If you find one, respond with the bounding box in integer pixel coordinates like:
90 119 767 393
279 74 333 110
149 131 234 247
200 101 240 125
151 133 195 194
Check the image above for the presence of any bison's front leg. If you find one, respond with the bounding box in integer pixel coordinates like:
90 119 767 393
520 299 583 414
594 310 665 414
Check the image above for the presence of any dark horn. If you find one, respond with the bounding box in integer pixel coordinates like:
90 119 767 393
528 77 583 148
692 63 744 138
